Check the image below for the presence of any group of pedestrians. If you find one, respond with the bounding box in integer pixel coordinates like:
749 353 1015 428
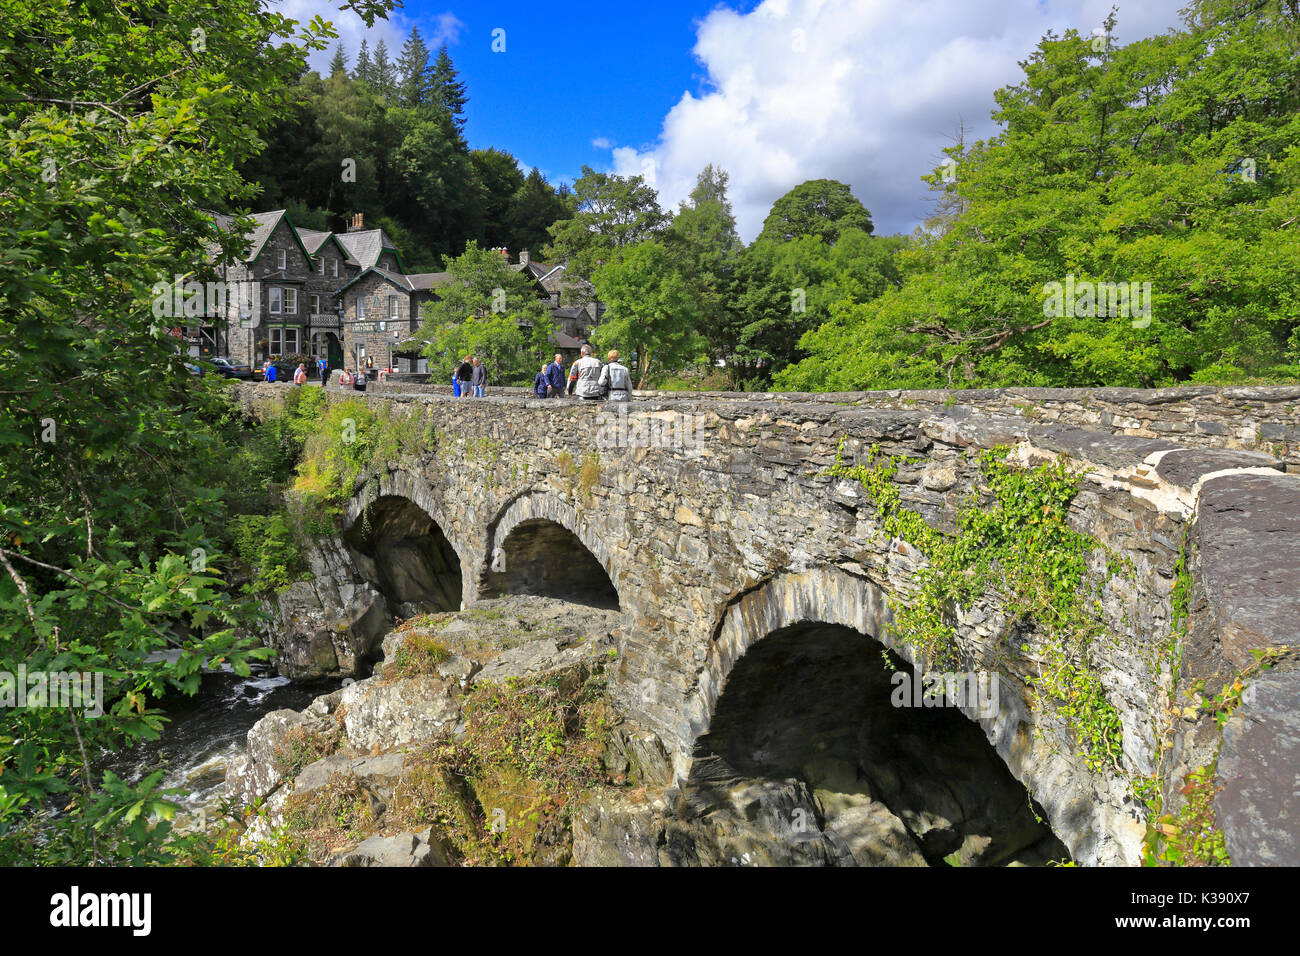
452 356 487 397
533 344 631 402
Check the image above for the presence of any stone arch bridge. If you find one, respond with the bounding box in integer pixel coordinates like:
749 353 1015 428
237 382 1300 867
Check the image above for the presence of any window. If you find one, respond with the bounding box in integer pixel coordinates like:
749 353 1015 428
268 286 282 314
283 288 297 315
311 294 321 314
277 249 287 270
388 297 399 319
317 256 324 273
331 258 338 278
283 327 299 354
269 327 282 354
356 297 365 321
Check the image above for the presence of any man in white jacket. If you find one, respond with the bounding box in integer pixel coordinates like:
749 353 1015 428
566 344 605 400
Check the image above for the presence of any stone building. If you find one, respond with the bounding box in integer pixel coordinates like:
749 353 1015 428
205 212 602 372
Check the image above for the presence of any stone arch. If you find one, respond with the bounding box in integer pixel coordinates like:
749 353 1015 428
344 468 471 611
675 566 1126 865
479 491 621 610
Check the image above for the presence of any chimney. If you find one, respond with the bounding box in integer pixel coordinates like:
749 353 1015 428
519 249 530 266
349 212 364 232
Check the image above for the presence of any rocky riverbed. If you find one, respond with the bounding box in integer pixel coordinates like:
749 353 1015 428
219 595 1069 866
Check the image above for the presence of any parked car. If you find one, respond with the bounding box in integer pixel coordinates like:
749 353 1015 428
210 357 254 380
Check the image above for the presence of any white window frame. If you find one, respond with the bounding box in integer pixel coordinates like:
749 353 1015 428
357 297 365 321
311 294 321 314
388 296 399 320
269 327 283 355
283 327 299 354
331 258 339 278
277 249 287 270
282 288 297 315
317 256 324 273
268 286 282 314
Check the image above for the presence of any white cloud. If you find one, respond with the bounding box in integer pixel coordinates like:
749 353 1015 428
604 0 1188 240
591 136 615 150
273 1 464 74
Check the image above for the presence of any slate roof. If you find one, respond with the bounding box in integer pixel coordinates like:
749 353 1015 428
336 228 404 271
205 209 311 265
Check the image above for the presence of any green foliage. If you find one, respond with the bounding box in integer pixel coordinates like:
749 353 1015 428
544 165 669 281
417 242 553 385
783 3 1300 390
747 229 906 386
590 241 706 387
825 442 1125 772
0 0 355 864
229 513 305 593
1141 763 1231 866
756 178 875 243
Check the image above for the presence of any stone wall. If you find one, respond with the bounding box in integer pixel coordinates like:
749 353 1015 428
230 382 1300 866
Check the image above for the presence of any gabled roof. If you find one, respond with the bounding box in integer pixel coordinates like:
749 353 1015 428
408 272 454 291
206 210 312 265
336 228 406 272
299 229 360 265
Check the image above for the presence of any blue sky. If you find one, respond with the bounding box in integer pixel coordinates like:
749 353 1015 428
281 0 1189 240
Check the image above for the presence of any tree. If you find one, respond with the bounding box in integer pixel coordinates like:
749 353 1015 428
591 243 703 387
756 179 874 244
0 0 387 864
371 38 397 98
391 106 481 258
664 165 744 373
544 166 669 281
396 26 431 108
431 44 467 135
354 38 373 85
329 42 348 76
508 168 575 259
472 148 526 248
779 1 1300 390
417 243 551 383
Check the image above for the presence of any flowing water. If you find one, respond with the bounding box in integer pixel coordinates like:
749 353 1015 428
107 667 336 826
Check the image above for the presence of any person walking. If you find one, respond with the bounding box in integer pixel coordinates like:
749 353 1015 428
293 363 307 386
317 355 327 383
456 356 473 397
263 359 277 384
598 350 632 401
471 357 486 398
566 344 605 400
533 361 550 398
545 354 566 398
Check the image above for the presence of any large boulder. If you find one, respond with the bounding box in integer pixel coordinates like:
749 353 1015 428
339 675 460 751
261 536 393 680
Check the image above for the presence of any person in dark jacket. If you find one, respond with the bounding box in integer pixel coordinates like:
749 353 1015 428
545 354 566 398
352 367 367 392
533 362 550 398
456 356 473 397
471 357 486 397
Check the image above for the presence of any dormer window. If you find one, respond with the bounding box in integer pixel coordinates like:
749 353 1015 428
277 249 287 270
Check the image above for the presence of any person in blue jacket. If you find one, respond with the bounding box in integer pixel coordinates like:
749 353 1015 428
533 362 550 398
263 360 277 383
545 353 566 398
